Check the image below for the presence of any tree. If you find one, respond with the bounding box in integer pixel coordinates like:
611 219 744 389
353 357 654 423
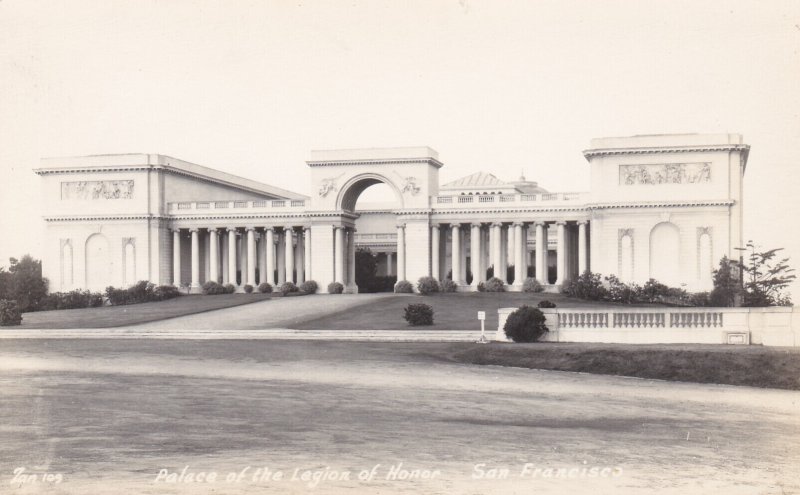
0 266 11 300
710 256 741 307
7 256 49 312
735 241 795 307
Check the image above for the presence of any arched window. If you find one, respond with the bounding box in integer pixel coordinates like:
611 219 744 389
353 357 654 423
85 234 111 290
650 222 680 285
618 229 634 281
61 240 73 290
698 228 712 283
124 240 136 286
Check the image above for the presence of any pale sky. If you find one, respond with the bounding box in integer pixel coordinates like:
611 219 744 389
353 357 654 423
1 0 798 292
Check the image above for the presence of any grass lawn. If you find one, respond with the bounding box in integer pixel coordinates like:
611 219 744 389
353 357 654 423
18 293 285 328
292 291 656 330
450 342 800 390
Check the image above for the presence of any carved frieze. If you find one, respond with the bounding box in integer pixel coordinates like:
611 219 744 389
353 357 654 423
61 180 134 200
619 163 711 185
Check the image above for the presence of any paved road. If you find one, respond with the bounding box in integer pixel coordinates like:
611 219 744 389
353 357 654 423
123 293 399 330
0 340 797 494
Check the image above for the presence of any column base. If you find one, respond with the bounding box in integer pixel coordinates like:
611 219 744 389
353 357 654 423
345 284 359 294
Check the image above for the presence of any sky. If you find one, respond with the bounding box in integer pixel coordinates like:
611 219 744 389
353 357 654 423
1 0 798 292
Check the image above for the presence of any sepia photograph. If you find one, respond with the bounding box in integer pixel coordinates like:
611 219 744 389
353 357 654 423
0 1 798 493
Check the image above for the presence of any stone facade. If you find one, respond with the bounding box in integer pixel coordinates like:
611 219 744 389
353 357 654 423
35 134 749 294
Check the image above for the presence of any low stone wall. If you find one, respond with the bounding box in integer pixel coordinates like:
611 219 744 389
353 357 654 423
496 306 800 347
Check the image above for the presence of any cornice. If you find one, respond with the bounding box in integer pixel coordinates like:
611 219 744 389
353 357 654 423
306 158 444 169
587 199 735 210
431 206 589 215
44 214 169 222
582 144 750 159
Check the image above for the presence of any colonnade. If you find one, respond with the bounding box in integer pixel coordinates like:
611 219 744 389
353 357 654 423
427 220 589 287
172 226 311 289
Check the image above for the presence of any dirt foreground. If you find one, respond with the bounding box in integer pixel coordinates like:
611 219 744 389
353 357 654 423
0 340 798 495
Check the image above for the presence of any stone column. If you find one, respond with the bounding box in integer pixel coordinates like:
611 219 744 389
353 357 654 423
556 221 566 285
490 223 501 279
258 231 267 284
470 223 481 288
246 228 256 286
334 226 345 283
499 224 508 283
190 228 200 289
387 252 394 276
460 230 468 283
227 228 237 285
303 227 311 282
535 223 546 284
284 226 295 284
172 229 181 286
431 224 440 279
396 224 406 282
209 228 219 283
265 227 275 285
221 230 229 283
451 223 461 284
277 231 286 284
347 228 356 290
296 229 305 285
513 222 524 287
520 224 529 280
578 220 588 274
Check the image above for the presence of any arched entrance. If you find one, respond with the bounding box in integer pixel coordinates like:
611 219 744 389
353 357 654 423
85 233 112 290
337 174 403 292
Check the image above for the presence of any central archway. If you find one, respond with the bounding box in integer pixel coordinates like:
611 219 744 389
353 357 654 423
337 174 404 292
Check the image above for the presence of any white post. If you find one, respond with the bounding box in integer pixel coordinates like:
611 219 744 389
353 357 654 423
190 228 200 289
470 223 481 289
431 224 440 279
172 229 181 286
227 228 237 285
396 224 406 282
578 220 588 274
209 228 219 283
555 221 566 285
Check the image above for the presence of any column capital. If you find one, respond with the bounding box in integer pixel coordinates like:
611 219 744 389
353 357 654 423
263 226 275 232
471 222 482 228
450 222 462 230
189 227 200 233
577 220 589 226
396 223 405 229
556 221 567 226
430 222 440 228
207 226 219 233
491 222 503 228
303 225 312 232
171 227 182 233
512 221 525 227
283 225 295 232
245 226 257 232
226 227 238 233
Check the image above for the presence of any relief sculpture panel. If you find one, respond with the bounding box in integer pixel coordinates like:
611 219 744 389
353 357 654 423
619 163 711 185
61 180 134 200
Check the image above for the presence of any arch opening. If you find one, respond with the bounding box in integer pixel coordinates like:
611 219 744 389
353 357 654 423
649 222 680 285
85 233 111 290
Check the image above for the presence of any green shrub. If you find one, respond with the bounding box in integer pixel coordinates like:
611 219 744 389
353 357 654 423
202 281 227 295
537 300 556 308
522 278 544 293
0 299 23 326
394 280 413 293
503 305 548 342
689 291 712 307
328 282 344 294
561 271 607 300
223 283 236 294
404 303 434 326
41 290 104 310
417 276 440 295
279 281 298 295
6 256 48 313
300 280 318 294
604 275 641 304
484 277 505 292
243 284 254 294
258 282 273 294
440 279 458 293
153 285 181 301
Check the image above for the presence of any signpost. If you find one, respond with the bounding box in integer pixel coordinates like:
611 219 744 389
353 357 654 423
476 311 488 344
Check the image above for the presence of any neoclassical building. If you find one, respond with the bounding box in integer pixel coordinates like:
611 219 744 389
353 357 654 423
35 133 749 294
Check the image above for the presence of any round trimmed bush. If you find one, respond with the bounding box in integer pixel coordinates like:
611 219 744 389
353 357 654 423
440 279 458 293
417 276 440 295
223 283 236 294
300 280 319 294
328 282 344 294
504 305 548 342
394 280 413 293
404 303 434 326
279 281 298 295
484 277 505 292
258 282 273 294
0 300 23 326
537 300 556 308
202 281 226 295
522 277 544 293
477 281 486 292
243 284 254 294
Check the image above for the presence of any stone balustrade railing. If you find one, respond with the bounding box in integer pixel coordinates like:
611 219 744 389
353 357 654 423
169 199 306 212
433 192 587 207
497 306 800 347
